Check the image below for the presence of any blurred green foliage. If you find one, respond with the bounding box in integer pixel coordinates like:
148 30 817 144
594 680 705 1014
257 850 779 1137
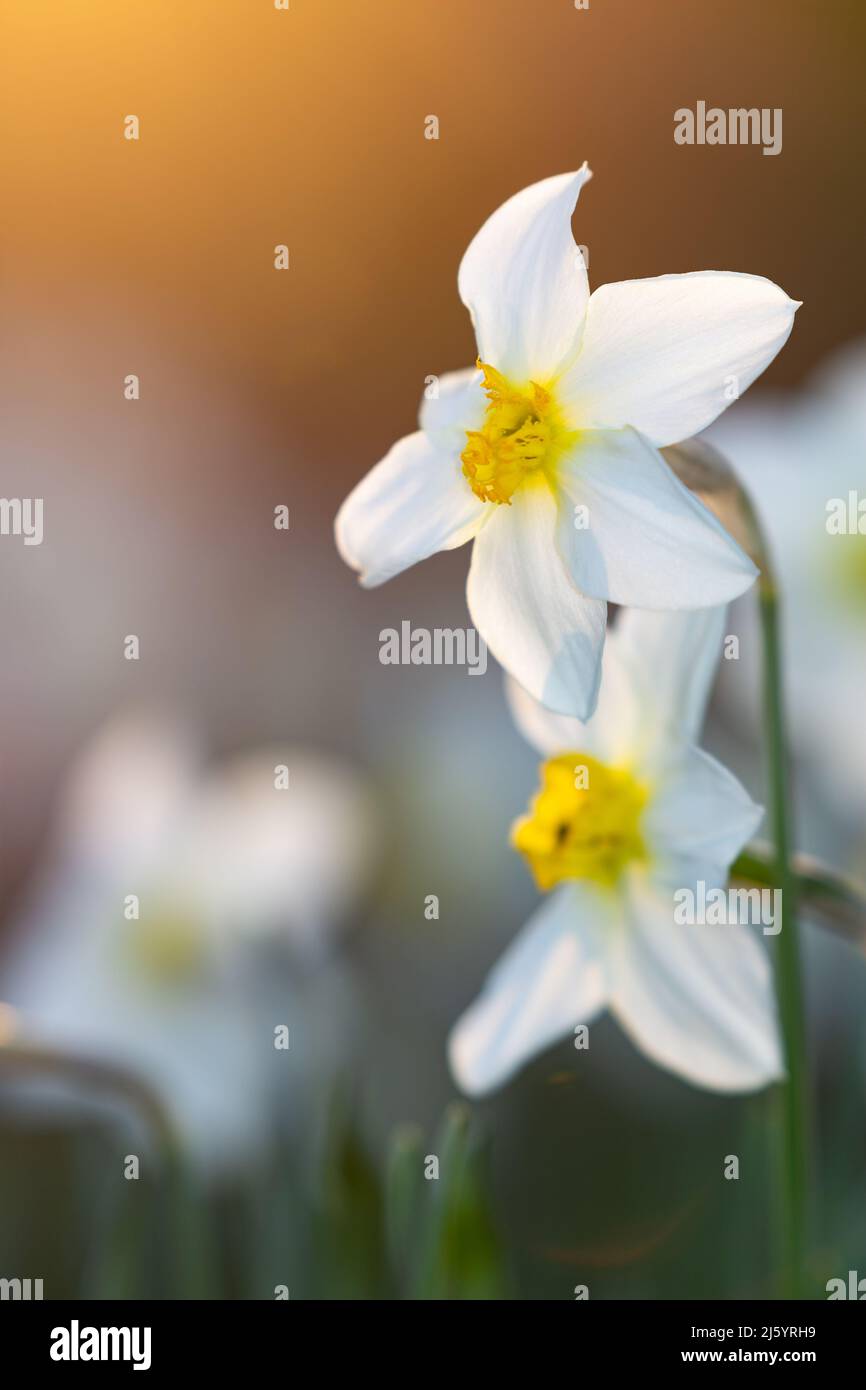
1 1038 864 1300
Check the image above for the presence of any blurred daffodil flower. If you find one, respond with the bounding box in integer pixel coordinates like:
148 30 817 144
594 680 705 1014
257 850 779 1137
448 608 783 1096
336 168 798 718
709 338 866 825
1 714 380 1169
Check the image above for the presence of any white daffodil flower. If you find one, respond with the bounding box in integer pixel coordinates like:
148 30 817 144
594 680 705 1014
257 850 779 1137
336 168 799 717
1 714 380 1170
448 607 783 1096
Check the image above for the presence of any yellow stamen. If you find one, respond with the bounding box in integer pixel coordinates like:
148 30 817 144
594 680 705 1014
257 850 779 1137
825 532 866 614
461 360 569 505
123 903 206 983
511 753 649 891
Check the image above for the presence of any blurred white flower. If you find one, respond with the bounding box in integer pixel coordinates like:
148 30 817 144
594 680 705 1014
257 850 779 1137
708 339 866 823
336 167 798 717
449 608 782 1096
1 713 380 1170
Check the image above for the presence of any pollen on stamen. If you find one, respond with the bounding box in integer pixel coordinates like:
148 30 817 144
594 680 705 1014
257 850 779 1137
461 360 557 505
511 753 648 892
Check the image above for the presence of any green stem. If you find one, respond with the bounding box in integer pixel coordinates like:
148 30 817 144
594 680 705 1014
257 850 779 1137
738 488 809 1299
732 843 866 949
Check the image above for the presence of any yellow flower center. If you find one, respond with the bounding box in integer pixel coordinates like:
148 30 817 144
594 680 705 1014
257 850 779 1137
511 753 649 891
123 901 207 984
461 360 571 505
826 532 866 615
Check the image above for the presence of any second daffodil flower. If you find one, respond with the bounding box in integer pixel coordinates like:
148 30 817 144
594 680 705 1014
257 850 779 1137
448 606 784 1096
336 167 799 717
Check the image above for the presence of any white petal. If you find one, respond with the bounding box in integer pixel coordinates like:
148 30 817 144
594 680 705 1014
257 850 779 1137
458 167 593 382
505 605 729 768
418 366 485 450
555 428 757 607
448 884 611 1096
335 430 486 587
467 481 606 719
607 606 729 748
561 272 800 446
645 747 764 873
610 874 783 1092
177 750 381 958
56 713 199 882
504 672 603 759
